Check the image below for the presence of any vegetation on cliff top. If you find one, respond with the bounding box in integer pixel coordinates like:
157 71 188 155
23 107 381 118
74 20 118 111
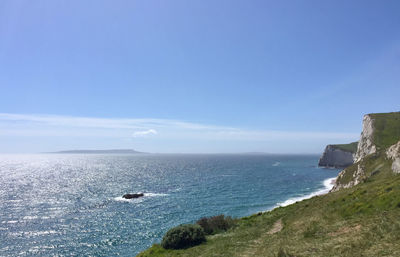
196 215 236 235
369 112 400 150
331 141 358 153
161 224 206 249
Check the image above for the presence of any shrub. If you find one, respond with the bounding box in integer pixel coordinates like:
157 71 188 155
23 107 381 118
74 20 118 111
277 248 296 257
161 224 206 249
303 221 321 238
196 214 236 235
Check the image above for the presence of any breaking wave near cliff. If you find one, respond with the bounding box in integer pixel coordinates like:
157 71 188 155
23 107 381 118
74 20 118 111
276 177 336 207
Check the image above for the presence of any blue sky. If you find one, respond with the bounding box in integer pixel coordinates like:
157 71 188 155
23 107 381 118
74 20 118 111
0 0 399 153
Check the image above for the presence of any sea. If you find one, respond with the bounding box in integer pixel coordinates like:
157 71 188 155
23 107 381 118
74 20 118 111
0 154 340 256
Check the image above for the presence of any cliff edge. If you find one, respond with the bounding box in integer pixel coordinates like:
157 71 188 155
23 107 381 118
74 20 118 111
353 114 377 162
318 142 357 168
332 112 400 191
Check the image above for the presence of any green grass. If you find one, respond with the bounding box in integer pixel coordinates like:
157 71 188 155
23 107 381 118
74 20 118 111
138 161 400 257
331 142 358 153
335 162 358 186
369 112 400 150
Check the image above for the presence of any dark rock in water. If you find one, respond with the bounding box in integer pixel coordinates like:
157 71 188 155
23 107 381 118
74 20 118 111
123 193 144 199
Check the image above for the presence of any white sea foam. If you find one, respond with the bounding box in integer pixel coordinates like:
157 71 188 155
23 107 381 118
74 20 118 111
272 162 281 166
23 216 39 220
145 192 169 197
4 220 18 224
114 196 134 202
275 177 336 208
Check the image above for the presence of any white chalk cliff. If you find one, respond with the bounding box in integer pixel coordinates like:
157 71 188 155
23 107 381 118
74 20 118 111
318 145 355 168
331 112 400 192
386 140 400 174
354 114 376 163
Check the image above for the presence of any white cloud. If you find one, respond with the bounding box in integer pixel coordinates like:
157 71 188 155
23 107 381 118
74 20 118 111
132 129 158 137
0 113 359 140
0 113 224 130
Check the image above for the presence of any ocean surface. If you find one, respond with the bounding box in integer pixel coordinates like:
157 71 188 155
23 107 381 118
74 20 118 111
0 154 340 256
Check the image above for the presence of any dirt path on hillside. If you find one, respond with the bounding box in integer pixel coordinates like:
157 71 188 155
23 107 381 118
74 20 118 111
241 219 283 257
267 218 283 234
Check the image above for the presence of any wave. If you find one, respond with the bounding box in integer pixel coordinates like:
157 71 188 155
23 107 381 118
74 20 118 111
113 196 134 202
144 192 169 197
275 177 336 208
272 162 281 166
113 192 169 202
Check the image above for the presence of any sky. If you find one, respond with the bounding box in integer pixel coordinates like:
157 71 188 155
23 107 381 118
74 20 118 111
0 0 399 153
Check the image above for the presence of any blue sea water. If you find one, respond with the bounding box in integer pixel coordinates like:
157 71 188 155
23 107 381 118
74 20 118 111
0 154 339 256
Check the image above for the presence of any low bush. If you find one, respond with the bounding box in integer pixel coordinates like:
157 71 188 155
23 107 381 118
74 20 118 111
196 214 236 235
277 248 296 257
161 224 206 249
303 221 321 238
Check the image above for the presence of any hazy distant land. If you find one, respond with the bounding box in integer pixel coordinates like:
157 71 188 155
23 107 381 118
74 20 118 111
50 149 145 154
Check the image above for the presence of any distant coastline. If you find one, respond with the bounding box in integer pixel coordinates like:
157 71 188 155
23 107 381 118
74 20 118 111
48 149 145 154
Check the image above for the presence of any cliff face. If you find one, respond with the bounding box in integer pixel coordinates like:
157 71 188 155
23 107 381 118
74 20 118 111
331 162 366 191
318 145 354 168
386 140 400 173
331 112 400 192
354 114 376 162
331 115 378 191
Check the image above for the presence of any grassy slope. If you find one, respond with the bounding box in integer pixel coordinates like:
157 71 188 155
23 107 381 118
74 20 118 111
331 142 358 153
138 161 400 257
369 112 400 150
335 152 391 186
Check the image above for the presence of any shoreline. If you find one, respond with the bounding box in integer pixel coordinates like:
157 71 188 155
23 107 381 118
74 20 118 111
265 177 337 212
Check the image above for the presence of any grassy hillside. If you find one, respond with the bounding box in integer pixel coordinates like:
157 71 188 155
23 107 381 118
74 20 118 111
369 112 400 150
138 159 400 257
331 142 358 153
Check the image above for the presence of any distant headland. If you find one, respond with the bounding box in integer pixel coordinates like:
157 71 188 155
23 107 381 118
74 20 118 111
49 149 145 154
